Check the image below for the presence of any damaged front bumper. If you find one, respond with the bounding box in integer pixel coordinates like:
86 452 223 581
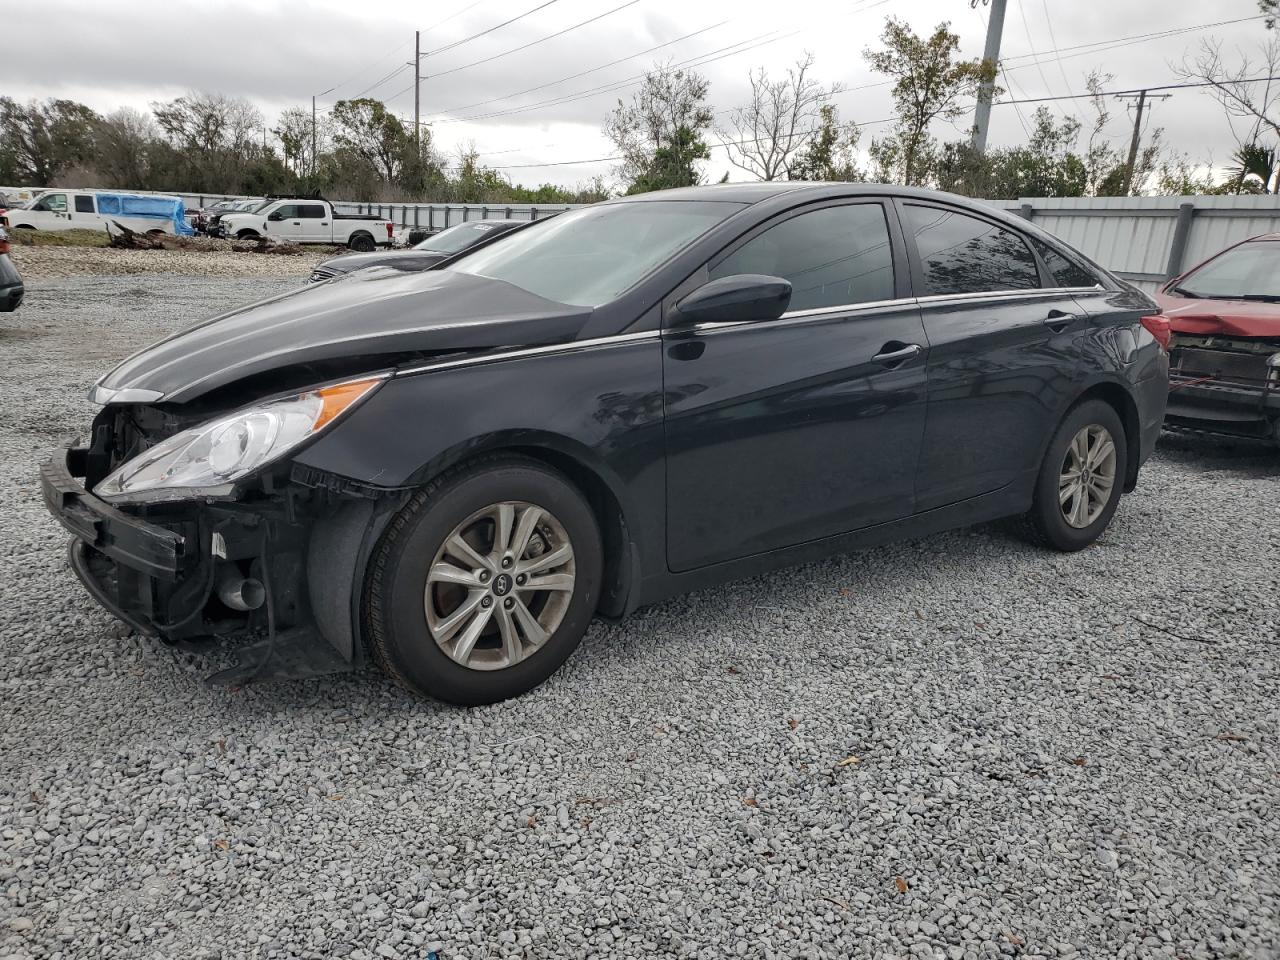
40 447 365 685
1166 336 1280 442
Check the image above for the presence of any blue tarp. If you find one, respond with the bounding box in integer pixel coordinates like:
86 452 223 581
97 193 194 236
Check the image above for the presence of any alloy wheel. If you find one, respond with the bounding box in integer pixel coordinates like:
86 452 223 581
424 501 575 670
1058 424 1117 529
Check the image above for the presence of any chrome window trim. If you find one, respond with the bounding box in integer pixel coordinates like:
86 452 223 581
685 285 1104 334
395 330 661 377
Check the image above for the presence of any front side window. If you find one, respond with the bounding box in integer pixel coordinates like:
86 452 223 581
903 204 1040 295
37 193 67 213
272 204 299 219
1173 241 1280 301
1030 238 1098 288
710 204 895 312
448 200 743 307
74 195 95 213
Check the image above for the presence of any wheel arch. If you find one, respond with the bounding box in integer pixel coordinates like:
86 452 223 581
1069 379 1143 492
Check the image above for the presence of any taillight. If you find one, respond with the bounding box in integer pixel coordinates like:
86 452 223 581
1140 314 1171 352
386 222 393 239
0 238 9 256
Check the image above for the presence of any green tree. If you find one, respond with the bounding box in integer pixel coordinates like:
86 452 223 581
789 104 864 181
0 97 101 185
329 98 411 183
152 92 264 192
605 63 713 193
864 19 997 185
937 107 1086 198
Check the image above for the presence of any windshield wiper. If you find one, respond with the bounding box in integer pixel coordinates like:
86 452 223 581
1169 285 1200 298
1229 293 1280 303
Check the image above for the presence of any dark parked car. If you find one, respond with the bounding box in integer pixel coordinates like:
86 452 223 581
41 184 1169 704
0 227 23 311
1154 234 1280 443
309 218 529 282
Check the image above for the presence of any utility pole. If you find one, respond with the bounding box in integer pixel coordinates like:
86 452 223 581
970 0 1007 154
311 95 317 179
414 30 421 155
1116 89 1171 195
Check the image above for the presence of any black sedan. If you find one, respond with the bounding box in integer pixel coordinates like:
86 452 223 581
309 218 529 282
0 227 23 311
41 184 1169 705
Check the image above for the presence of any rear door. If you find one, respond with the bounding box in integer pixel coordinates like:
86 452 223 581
662 199 929 572
898 201 1093 511
297 202 331 242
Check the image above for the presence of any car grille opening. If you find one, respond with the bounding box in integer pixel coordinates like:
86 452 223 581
1170 338 1279 388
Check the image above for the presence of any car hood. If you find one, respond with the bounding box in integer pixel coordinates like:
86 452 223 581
318 250 446 274
1155 292 1280 337
98 268 591 403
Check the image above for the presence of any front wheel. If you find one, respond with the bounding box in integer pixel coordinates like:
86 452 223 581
1021 399 1127 551
364 457 603 705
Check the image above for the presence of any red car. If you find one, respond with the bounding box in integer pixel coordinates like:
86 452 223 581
1155 234 1280 444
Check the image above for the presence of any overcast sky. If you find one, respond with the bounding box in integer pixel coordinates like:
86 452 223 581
1 0 1273 189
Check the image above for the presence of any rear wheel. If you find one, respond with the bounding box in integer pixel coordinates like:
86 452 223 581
1021 399 1127 551
365 457 602 705
348 232 376 252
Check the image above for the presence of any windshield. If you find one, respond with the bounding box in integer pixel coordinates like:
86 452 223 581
446 200 744 307
416 221 512 255
1175 241 1280 300
246 199 272 212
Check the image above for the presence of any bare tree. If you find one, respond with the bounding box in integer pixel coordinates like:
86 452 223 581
718 54 844 181
1175 37 1280 162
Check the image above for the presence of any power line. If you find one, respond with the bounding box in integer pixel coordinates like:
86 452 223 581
431 29 796 125
419 0 563 61
1037 0 1074 97
383 0 642 103
426 20 730 118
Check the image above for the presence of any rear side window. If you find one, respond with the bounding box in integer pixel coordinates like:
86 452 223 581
1031 238 1098 288
903 204 1040 295
298 204 326 219
711 204 894 312
74 195 95 213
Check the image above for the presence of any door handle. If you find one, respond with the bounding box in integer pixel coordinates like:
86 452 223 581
1043 308 1082 332
872 342 923 366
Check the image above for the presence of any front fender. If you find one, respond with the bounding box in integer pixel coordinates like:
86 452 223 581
292 337 667 588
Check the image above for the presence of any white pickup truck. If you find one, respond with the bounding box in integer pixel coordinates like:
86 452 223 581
219 197 393 251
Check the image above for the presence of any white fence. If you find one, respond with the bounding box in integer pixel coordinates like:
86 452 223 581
65 188 1280 290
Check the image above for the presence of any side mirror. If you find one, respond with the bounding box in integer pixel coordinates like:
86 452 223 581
267 211 285 222
673 274 792 325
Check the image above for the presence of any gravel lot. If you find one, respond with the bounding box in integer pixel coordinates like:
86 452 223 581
1 266 1278 960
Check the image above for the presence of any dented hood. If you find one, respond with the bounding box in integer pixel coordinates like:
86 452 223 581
1154 292 1280 338
98 268 591 403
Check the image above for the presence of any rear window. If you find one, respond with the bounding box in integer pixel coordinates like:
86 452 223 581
903 204 1040 295
1030 238 1098 289
1174 241 1280 300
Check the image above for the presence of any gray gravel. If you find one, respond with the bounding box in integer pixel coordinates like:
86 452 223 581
2 272 1279 960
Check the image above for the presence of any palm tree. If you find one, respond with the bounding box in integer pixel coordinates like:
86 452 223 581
1229 143 1277 193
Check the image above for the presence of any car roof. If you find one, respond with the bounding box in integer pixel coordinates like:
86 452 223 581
606 181 1020 215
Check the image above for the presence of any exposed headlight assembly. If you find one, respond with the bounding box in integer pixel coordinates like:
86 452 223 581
95 375 386 503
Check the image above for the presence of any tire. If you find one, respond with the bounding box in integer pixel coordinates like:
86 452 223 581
236 230 259 241
1020 398 1128 552
348 232 376 252
365 456 603 705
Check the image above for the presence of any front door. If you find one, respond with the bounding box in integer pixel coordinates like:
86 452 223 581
662 201 929 572
897 201 1091 511
266 203 306 242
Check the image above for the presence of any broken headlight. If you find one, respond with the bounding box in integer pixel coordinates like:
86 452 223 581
95 375 386 503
